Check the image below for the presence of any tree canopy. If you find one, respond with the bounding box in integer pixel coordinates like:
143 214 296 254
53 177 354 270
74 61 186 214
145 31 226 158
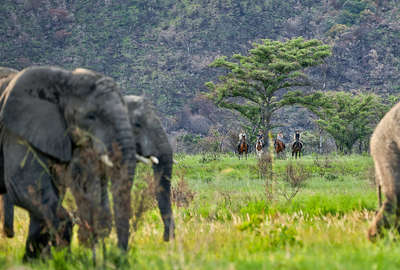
205 37 331 138
283 90 397 153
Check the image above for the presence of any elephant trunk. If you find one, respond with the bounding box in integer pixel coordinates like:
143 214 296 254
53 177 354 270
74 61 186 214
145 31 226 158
153 132 175 241
109 110 136 250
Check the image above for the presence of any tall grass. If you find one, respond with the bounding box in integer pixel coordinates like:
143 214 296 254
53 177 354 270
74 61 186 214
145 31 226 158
1 153 389 269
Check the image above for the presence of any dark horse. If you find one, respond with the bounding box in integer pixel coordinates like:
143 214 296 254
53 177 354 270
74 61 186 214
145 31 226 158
238 135 249 160
275 139 286 158
292 141 303 159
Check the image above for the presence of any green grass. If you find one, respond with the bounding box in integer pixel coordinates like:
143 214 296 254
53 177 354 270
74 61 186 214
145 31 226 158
2 153 394 269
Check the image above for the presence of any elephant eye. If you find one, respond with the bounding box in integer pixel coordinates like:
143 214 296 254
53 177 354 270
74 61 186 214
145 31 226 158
86 112 96 121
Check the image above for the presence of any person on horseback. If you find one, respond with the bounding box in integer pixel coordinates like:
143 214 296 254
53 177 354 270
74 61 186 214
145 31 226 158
292 130 303 148
274 131 284 147
292 130 303 158
256 130 264 146
237 129 249 159
237 129 247 151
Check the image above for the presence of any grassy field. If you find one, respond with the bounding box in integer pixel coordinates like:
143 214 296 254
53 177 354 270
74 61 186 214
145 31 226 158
2 153 399 269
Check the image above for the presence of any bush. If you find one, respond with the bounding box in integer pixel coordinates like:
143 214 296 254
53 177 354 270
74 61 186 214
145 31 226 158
171 169 196 207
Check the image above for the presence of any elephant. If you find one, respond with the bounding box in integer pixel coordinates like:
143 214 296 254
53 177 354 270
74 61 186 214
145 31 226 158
2 94 176 244
0 66 136 259
368 101 400 240
125 95 175 241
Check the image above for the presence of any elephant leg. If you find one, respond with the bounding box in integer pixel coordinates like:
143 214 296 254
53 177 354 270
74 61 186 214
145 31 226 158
23 215 51 261
154 164 175 241
4 138 72 258
18 190 72 260
2 194 15 237
368 148 400 240
368 199 396 241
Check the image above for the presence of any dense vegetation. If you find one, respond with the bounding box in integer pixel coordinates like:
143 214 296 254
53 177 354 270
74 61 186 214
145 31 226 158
1 0 399 143
0 153 391 269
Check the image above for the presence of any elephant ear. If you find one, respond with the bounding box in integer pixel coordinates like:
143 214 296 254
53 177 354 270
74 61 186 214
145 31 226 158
0 66 72 162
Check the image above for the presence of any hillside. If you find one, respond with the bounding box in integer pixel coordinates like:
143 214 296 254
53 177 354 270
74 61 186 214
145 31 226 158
1 0 399 146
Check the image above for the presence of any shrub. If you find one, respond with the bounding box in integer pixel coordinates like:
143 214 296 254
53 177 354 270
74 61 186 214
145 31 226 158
279 161 310 201
172 170 196 207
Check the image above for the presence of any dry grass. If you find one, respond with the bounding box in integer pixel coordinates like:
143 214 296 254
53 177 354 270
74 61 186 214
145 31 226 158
171 169 196 208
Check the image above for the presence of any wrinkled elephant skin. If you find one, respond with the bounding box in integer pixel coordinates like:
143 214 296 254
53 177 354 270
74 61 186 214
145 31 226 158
0 66 136 260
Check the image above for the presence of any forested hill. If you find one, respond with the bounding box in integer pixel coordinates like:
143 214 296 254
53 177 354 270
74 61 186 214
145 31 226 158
1 0 399 132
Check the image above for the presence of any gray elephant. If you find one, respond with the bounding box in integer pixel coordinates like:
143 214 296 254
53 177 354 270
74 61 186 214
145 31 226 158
0 66 136 259
2 94 176 244
125 95 175 241
368 101 400 240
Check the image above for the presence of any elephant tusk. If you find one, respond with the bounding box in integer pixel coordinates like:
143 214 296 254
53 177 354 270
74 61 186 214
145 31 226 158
150 156 159 165
100 154 114 168
173 159 178 164
135 154 152 165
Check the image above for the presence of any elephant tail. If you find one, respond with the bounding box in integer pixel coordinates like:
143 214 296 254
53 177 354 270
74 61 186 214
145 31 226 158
1 195 14 238
378 184 382 208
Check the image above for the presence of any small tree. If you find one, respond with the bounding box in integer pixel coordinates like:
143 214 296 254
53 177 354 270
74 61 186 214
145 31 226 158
205 37 331 142
283 90 389 153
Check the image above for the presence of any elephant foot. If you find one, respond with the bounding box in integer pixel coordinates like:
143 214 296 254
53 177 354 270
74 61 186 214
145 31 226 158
368 206 396 241
368 222 379 242
163 222 175 241
23 233 52 262
3 226 14 238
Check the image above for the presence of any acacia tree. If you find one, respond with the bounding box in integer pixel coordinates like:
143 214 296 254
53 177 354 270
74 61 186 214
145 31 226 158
205 37 331 141
283 90 390 153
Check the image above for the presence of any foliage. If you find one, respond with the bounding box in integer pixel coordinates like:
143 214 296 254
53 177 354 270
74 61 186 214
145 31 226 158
337 0 374 26
205 37 331 137
283 90 394 153
171 169 196 207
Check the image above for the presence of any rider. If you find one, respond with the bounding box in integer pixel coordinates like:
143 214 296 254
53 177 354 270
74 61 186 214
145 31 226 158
238 129 247 150
256 130 264 146
293 130 303 147
274 131 284 148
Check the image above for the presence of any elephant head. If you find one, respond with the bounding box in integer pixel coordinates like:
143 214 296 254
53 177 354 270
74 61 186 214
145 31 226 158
124 95 175 241
0 66 135 251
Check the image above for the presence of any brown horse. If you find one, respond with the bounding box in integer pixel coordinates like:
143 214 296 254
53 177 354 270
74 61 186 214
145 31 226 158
255 139 264 158
292 141 303 159
238 135 249 160
275 139 286 159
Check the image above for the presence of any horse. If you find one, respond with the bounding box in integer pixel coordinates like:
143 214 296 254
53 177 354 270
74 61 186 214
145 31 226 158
275 139 286 159
238 135 249 160
255 139 264 158
292 141 303 159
